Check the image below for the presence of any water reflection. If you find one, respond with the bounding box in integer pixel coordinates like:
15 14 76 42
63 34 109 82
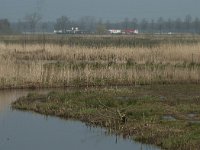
0 89 50 112
0 89 160 150
0 90 17 112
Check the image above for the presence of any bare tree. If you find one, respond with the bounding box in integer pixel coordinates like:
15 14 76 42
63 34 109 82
184 14 192 32
140 18 148 32
157 17 164 34
79 16 96 32
105 20 111 29
150 19 155 33
24 12 42 33
96 19 106 34
131 18 138 29
54 16 70 33
166 18 173 32
175 18 182 33
194 17 200 34
0 19 12 34
123 18 129 29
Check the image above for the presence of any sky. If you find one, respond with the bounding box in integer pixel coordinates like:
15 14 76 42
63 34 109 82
0 0 200 22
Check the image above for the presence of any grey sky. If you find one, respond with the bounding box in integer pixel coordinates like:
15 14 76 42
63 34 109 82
0 0 199 22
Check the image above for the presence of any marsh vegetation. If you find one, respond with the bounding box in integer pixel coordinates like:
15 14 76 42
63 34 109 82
1 35 200 89
12 85 200 150
1 34 199 149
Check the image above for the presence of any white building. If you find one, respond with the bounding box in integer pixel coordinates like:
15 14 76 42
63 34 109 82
108 29 122 34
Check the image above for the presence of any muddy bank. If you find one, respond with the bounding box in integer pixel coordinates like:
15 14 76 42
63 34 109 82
12 85 200 150
1 89 159 150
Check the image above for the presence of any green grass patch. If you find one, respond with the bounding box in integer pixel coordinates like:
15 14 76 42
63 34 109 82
12 85 200 150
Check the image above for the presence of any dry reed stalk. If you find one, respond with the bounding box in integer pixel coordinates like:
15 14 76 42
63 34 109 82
0 42 200 88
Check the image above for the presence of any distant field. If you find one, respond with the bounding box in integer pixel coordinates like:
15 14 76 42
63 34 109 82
1 34 200 89
1 34 200 47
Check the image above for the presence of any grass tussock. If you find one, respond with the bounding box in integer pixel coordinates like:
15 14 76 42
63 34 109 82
1 35 200 88
12 85 200 150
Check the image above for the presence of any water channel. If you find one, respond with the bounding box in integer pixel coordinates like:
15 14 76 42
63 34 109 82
0 89 160 150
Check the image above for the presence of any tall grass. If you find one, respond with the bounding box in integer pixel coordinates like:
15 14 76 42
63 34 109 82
1 35 200 89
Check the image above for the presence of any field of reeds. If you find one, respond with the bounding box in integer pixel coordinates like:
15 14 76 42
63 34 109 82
1 34 200 89
12 85 200 150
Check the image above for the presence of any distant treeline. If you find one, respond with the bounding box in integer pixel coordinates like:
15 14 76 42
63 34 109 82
1 14 200 34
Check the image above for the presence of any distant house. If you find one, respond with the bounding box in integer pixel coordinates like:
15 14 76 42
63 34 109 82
108 29 139 35
54 30 63 34
54 27 89 34
108 29 122 34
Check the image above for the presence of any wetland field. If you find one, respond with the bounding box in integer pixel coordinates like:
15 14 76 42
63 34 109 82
0 34 200 149
1 34 200 88
12 85 200 150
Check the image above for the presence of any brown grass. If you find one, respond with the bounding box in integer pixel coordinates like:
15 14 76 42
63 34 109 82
1 36 200 89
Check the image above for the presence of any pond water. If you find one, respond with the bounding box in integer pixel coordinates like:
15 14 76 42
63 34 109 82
0 89 160 150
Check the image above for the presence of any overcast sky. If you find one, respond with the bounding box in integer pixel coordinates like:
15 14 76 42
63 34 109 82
0 0 200 22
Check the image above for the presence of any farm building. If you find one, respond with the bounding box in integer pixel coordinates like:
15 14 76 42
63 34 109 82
54 27 89 34
108 29 122 34
108 29 139 34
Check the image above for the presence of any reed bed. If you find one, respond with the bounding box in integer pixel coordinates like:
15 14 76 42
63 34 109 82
1 35 200 89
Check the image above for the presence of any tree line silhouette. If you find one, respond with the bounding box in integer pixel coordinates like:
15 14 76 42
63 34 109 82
1 14 200 34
